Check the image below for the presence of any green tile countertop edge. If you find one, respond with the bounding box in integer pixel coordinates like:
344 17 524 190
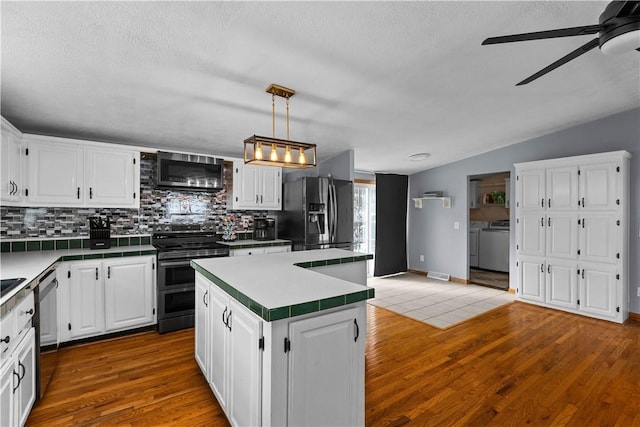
1 235 153 253
191 255 374 322
293 254 373 269
219 240 292 249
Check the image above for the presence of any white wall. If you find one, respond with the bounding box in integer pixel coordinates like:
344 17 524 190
408 108 640 313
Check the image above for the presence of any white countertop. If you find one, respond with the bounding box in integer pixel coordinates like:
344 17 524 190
192 249 371 311
0 245 156 305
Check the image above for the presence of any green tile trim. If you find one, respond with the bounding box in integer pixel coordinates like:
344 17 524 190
346 290 369 304
83 253 104 260
320 295 346 310
267 306 290 322
61 255 83 261
0 235 153 253
11 242 25 252
291 301 319 317
103 252 123 258
294 253 372 269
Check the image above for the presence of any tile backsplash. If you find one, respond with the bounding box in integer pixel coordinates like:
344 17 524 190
0 153 264 239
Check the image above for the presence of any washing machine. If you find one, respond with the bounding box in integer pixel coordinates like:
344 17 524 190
469 221 488 268
478 220 510 272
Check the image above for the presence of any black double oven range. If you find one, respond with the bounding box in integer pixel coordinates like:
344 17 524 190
152 224 229 333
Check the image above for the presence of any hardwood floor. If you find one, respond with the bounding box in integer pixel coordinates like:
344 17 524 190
28 302 640 426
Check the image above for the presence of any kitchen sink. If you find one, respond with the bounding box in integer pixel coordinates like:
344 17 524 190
0 278 26 296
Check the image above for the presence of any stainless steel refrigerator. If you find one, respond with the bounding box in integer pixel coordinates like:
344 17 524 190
278 177 354 251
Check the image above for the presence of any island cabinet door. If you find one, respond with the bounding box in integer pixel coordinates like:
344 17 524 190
287 306 364 427
208 284 229 410
194 276 210 377
227 299 263 427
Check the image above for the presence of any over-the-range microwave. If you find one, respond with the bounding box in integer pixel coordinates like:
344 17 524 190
156 151 224 191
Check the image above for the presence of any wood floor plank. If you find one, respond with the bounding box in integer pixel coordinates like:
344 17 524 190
27 301 640 426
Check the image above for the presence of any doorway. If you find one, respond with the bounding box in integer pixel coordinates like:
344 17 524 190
354 179 376 276
468 172 510 291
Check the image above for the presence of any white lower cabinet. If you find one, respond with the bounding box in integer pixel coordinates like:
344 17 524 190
0 328 36 427
196 272 366 426
580 265 618 320
202 278 262 427
518 258 546 303
104 257 154 331
59 256 156 342
287 307 363 427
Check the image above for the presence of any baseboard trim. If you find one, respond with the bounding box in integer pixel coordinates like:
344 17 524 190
451 276 470 285
508 288 516 294
407 269 427 276
629 312 640 322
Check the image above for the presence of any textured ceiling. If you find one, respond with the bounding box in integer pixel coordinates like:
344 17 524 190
1 1 639 174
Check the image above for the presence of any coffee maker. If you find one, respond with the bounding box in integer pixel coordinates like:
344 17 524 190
254 218 276 241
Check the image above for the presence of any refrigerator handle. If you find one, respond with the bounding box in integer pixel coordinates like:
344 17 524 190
327 181 333 242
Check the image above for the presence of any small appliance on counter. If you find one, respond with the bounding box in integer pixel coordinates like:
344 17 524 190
89 217 111 249
254 217 276 241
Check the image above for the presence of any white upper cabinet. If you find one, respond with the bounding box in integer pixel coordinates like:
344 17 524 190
579 162 618 210
85 147 139 207
6 133 139 208
25 138 84 206
1 118 24 202
546 166 578 210
516 168 545 210
231 161 281 210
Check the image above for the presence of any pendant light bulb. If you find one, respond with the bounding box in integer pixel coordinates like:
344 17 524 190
284 145 292 163
298 148 306 164
270 144 278 161
255 142 263 160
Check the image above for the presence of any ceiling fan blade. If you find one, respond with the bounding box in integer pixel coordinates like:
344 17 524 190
482 25 602 45
516 38 600 86
612 1 640 18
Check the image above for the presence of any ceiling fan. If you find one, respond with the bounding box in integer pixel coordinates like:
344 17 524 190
482 1 640 85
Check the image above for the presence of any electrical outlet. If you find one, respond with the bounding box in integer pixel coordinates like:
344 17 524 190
637 287 640 297
420 255 424 262
454 221 460 230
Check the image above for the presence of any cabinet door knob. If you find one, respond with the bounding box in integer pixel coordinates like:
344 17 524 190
1 336 9 344
25 309 34 315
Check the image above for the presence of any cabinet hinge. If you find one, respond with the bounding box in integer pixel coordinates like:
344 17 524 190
25 188 29 197
152 261 155 270
616 274 620 280
516 244 519 251
284 337 291 353
68 271 71 278
616 307 620 313
235 196 238 202
516 261 519 267
576 269 580 275
235 168 238 173
516 218 519 224
259 337 264 350
25 148 29 156
153 308 156 315
133 158 136 165
616 199 620 205
577 299 580 306
516 175 519 181
577 249 581 255
616 166 620 173
577 169 580 175
133 192 136 199
68 323 71 331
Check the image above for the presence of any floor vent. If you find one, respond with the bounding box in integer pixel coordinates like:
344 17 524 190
427 271 450 281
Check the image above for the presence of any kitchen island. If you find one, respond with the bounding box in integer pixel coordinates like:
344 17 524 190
192 248 374 427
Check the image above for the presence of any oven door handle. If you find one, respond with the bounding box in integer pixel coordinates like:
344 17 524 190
158 260 193 268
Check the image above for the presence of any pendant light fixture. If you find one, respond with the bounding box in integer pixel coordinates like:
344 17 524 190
244 84 316 168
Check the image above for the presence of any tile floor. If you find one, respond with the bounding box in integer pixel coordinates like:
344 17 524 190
367 272 515 329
